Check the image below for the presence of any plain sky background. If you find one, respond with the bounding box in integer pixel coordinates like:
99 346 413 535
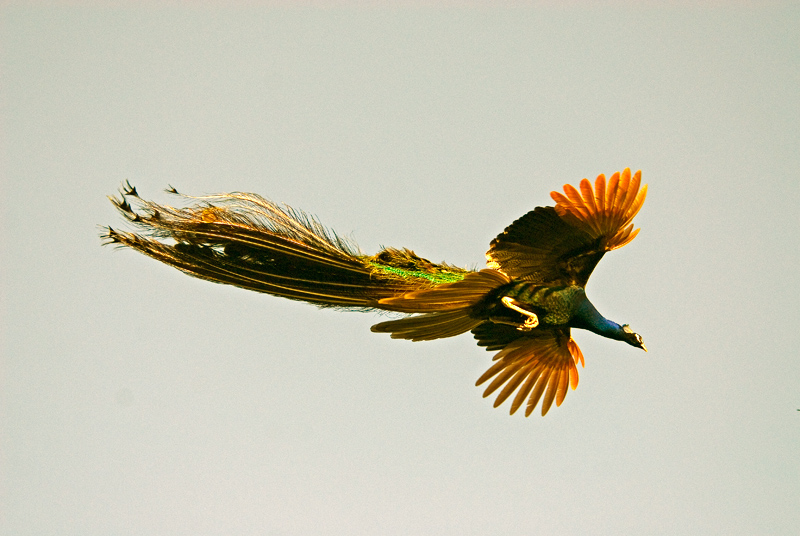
2 3 799 535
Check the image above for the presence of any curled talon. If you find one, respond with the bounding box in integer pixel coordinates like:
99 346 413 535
520 316 539 330
501 296 540 330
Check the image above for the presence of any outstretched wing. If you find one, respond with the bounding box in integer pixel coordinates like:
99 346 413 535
486 168 647 286
472 324 585 417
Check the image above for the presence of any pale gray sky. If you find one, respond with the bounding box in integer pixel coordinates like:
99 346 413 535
3 4 799 535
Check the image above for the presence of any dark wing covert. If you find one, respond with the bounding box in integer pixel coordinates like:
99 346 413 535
486 168 647 287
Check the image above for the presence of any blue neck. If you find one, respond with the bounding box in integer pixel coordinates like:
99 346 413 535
572 295 625 341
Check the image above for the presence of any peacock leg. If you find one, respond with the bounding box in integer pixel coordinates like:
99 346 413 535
500 296 539 330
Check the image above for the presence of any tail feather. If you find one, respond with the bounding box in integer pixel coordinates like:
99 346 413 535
102 184 471 309
370 310 483 341
376 269 510 312
369 270 511 340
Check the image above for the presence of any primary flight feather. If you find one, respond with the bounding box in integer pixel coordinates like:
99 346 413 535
102 168 647 417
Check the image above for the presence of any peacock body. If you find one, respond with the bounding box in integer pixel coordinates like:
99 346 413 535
103 168 647 416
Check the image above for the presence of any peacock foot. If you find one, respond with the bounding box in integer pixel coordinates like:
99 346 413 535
501 296 539 330
520 316 539 330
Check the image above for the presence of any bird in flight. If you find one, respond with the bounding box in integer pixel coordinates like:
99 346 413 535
103 168 647 416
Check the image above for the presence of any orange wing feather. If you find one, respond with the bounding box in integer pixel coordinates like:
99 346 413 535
475 333 585 416
550 168 648 252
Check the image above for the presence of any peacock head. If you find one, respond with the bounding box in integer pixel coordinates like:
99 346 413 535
621 324 647 352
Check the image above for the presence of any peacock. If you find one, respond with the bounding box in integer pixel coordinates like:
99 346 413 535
102 168 647 416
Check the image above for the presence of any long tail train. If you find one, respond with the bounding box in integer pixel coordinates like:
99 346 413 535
102 183 488 319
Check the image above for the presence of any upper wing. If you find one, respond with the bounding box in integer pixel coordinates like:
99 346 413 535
472 323 585 417
486 168 647 286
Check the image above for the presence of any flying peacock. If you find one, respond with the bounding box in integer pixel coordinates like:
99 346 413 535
102 168 647 416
